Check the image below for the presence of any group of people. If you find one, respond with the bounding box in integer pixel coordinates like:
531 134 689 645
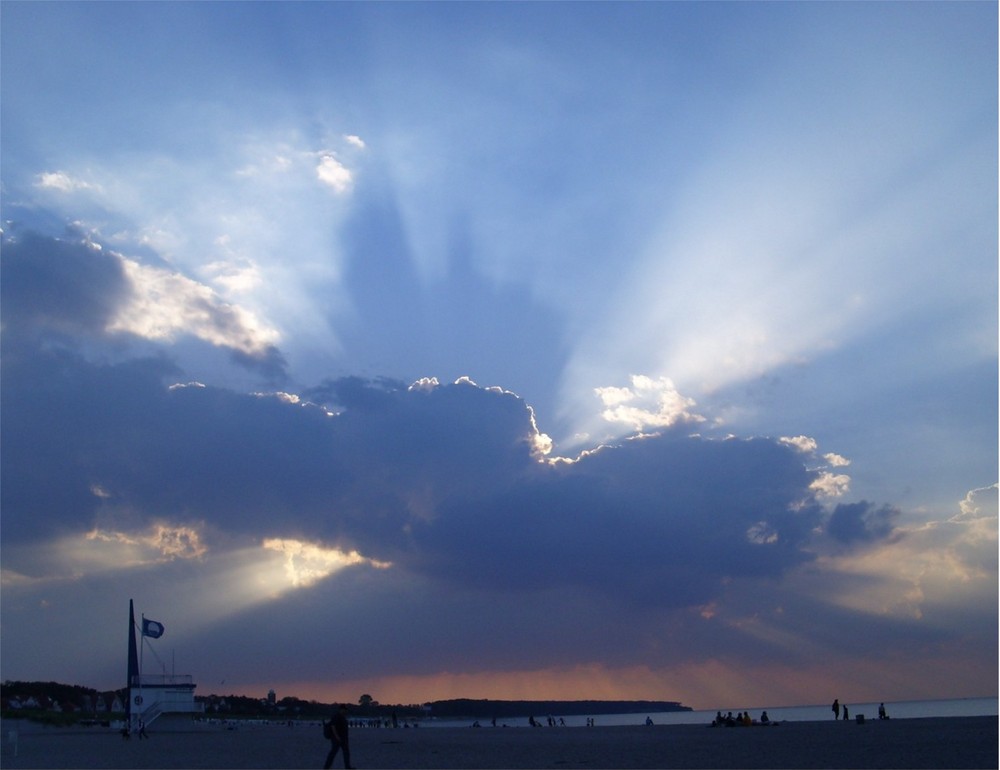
711 711 770 727
120 718 149 740
832 699 890 721
527 715 566 727
707 699 893 730
346 716 416 729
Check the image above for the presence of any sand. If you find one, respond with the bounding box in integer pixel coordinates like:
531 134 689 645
1 716 996 769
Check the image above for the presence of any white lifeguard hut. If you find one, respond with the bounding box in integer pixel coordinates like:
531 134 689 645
126 599 202 730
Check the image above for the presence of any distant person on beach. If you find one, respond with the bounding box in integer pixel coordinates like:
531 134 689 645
323 704 353 770
879 703 888 720
760 711 770 725
138 718 148 739
843 705 849 721
832 699 840 720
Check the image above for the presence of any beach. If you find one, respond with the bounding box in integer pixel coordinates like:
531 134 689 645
1 716 996 769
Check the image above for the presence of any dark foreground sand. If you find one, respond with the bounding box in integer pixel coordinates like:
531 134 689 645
1 716 996 769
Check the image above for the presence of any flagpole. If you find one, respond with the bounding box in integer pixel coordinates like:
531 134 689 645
126 600 138 731
138 613 144 732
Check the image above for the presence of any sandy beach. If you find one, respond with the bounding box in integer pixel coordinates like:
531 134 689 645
1 716 996 769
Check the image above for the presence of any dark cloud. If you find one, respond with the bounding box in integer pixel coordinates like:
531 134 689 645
826 500 900 544
413 433 824 608
1 234 826 605
0 230 288 380
228 345 288 383
0 343 182 545
0 230 128 340
303 375 408 412
9 225 982 701
1 319 826 616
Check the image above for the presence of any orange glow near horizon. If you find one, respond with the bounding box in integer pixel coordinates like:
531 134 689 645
217 654 997 713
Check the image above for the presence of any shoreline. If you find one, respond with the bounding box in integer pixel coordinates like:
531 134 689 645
2 715 996 769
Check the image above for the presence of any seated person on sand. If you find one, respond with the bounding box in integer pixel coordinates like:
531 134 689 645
742 712 752 726
760 711 769 725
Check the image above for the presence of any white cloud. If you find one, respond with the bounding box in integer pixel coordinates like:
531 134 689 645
810 471 851 498
316 154 353 192
201 255 264 295
780 435 818 453
408 377 441 392
108 255 281 355
262 538 390 588
824 452 851 467
1 524 210 584
35 170 100 193
955 484 998 521
595 374 704 431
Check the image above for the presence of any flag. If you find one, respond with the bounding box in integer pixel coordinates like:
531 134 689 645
142 618 165 638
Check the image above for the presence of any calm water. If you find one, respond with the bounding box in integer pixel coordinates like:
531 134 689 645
425 696 997 728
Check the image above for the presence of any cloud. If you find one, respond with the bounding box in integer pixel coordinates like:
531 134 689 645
802 488 997 633
316 154 353 192
1 283 830 620
262 538 390 587
779 435 817 453
0 223 994 707
1 231 287 376
955 484 998 521
110 258 282 355
0 231 129 339
595 375 704 432
11 132 364 378
826 500 900 544
810 471 851 499
35 170 101 193
1 273 829 608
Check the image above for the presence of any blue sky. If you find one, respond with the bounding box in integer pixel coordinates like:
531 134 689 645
1 2 996 709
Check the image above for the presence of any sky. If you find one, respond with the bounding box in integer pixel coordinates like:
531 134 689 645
1 2 996 711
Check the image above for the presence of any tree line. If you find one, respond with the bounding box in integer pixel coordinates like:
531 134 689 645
1 680 426 723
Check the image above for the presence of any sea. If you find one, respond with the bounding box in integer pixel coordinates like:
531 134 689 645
423 696 997 728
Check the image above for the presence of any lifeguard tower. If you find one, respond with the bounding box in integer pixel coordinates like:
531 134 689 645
126 599 202 730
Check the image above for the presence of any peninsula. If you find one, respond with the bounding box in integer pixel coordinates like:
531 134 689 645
425 699 691 720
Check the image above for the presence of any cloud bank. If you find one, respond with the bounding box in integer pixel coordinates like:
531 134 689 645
1 230 994 707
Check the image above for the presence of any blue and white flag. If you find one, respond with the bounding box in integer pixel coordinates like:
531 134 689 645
142 618 165 639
